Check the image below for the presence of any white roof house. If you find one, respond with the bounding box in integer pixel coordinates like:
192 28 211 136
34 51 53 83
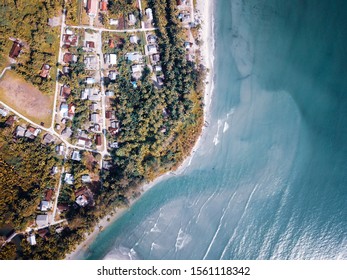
72 150 81 161
155 65 162 72
108 71 117 80
36 215 48 228
126 52 142 62
110 19 119 25
60 103 69 117
132 64 143 73
40 201 50 212
81 174 91 183
145 8 153 21
105 53 117 65
81 90 89 100
130 35 138 44
28 234 36 246
86 77 96 84
76 195 88 207
91 113 100 123
147 44 158 54
128 14 136 25
64 173 74 184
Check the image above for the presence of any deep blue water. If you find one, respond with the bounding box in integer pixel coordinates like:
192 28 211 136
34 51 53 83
80 0 347 259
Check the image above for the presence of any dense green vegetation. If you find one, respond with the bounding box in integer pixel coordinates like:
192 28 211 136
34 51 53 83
0 0 63 94
0 123 57 230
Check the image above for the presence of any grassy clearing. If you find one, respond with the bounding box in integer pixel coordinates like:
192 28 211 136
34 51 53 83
0 71 53 127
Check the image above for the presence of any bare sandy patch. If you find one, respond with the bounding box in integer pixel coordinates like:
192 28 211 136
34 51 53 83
0 70 53 127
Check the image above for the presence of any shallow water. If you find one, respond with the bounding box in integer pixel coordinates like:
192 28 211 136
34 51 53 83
81 0 347 259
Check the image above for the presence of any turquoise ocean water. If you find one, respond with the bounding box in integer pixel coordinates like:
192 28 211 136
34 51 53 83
81 0 347 259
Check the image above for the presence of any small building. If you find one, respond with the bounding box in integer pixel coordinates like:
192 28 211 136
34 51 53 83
76 194 88 207
64 173 74 184
147 44 158 55
184 41 192 50
61 127 72 138
62 66 70 74
36 215 48 228
71 150 81 161
81 174 91 183
100 1 108 12
130 35 138 44
154 65 162 72
147 34 157 44
105 90 115 97
86 41 95 48
9 41 22 59
145 8 153 21
105 53 117 65
108 70 117 81
87 0 98 16
63 53 77 63
151 53 160 63
25 127 41 139
86 77 96 85
28 234 36 246
126 52 142 62
40 201 50 212
43 133 54 145
50 166 58 176
128 14 136 25
68 103 75 119
95 134 102 146
5 115 16 127
57 204 69 213
77 137 92 148
37 229 49 238
40 64 50 78
45 189 54 201
91 113 100 123
81 90 89 100
90 102 99 112
110 19 119 26
56 144 65 156
60 103 69 117
0 108 9 117
109 39 115 48
15 126 26 137
60 85 71 99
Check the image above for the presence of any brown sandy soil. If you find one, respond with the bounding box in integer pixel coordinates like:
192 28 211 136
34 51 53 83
0 71 53 127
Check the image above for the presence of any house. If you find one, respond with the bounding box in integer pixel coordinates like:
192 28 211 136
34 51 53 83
25 127 40 139
105 53 117 65
103 161 111 170
90 102 99 111
37 228 49 238
100 1 107 12
95 134 102 146
62 34 78 47
131 64 143 80
108 70 117 81
68 103 75 119
9 41 22 59
110 19 119 26
105 110 112 119
28 234 36 246
15 126 26 137
94 123 101 131
62 66 70 75
87 0 98 16
84 55 98 69
63 53 77 63
60 103 68 117
147 44 158 55
43 133 54 145
57 204 69 213
61 127 72 138
71 150 81 161
36 215 48 227
60 85 71 99
157 76 164 86
109 141 119 148
147 34 157 44
86 41 95 48
154 65 162 72
86 77 96 84
128 14 136 25
45 189 54 201
126 52 142 62
151 53 160 63
64 173 74 184
77 137 92 148
81 174 91 183
130 35 138 44
81 90 89 100
145 8 153 21
184 41 192 50
91 113 100 123
40 201 50 212
105 90 115 97
5 115 16 127
76 194 88 207
0 108 9 117
178 12 191 23
109 39 115 48
50 166 58 176
56 144 65 156
40 64 50 78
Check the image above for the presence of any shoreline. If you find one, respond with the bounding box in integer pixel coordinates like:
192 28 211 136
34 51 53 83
65 0 215 260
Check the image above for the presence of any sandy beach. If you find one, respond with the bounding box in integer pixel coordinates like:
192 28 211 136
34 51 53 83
66 0 215 260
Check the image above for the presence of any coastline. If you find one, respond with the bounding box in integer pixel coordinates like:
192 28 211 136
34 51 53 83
65 0 215 260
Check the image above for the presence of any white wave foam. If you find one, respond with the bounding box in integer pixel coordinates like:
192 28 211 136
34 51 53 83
223 122 229 133
175 228 192 251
